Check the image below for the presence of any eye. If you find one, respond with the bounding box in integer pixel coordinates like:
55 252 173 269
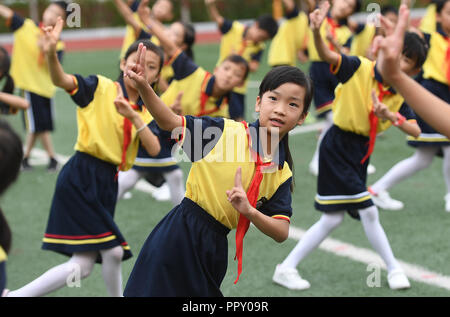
269 96 277 101
289 102 299 108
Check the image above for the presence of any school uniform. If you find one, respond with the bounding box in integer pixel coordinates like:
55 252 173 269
308 17 353 117
7 13 64 133
42 75 152 262
349 23 376 58
315 54 416 218
268 7 309 67
216 19 265 119
407 25 450 148
124 116 293 296
419 3 437 34
0 246 6 294
161 50 235 119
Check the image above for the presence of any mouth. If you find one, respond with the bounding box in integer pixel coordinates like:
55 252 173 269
269 117 285 127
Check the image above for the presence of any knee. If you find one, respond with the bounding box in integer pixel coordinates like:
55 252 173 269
358 206 379 223
101 246 124 263
70 253 96 279
320 212 345 230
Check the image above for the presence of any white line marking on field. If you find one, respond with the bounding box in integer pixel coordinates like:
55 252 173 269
29 125 450 292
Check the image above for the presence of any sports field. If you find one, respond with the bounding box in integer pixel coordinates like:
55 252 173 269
2 43 450 297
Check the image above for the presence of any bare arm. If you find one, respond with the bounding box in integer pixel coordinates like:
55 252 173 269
0 92 29 110
310 1 341 66
114 0 142 36
0 5 13 20
204 0 225 29
43 18 76 91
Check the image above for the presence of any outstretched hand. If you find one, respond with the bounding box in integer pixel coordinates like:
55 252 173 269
137 0 151 23
226 167 252 217
371 89 394 121
114 83 136 119
124 43 149 90
309 1 330 31
42 16 64 55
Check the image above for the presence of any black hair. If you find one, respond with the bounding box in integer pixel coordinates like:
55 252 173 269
436 0 450 13
258 66 314 192
222 54 250 80
403 31 429 70
180 22 196 61
380 5 398 16
256 14 278 39
353 0 362 14
0 46 14 96
0 120 23 254
52 1 69 17
119 39 165 81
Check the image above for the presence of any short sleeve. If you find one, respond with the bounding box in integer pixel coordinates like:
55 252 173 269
174 115 225 162
285 6 300 19
228 92 245 120
399 102 416 121
220 19 233 34
69 74 99 108
257 177 293 221
8 12 24 32
137 28 152 41
130 0 140 12
170 50 199 80
330 54 362 84
250 49 264 62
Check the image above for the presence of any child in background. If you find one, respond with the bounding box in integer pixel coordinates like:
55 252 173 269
0 1 67 172
419 0 439 33
5 19 161 297
268 0 311 68
369 0 450 212
123 43 312 296
307 0 361 176
273 1 424 291
205 0 279 121
0 120 24 297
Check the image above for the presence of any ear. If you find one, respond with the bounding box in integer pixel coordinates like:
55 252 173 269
254 95 262 113
119 59 126 72
297 111 308 126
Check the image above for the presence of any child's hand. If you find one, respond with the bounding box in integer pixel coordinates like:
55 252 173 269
125 43 149 90
205 0 217 6
170 92 183 115
309 1 330 32
42 16 64 55
226 167 253 218
114 84 136 119
137 0 151 23
371 89 395 121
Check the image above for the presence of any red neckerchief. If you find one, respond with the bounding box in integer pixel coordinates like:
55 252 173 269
196 72 228 117
234 121 275 284
360 82 392 164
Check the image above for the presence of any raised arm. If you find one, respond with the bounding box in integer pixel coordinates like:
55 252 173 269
126 43 182 132
204 0 225 29
0 5 13 20
310 1 340 66
114 0 142 36
43 17 76 92
137 0 179 57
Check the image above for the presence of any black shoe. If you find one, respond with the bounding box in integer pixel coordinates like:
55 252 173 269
22 157 33 171
47 157 59 172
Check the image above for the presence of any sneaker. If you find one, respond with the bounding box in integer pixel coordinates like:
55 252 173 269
367 164 376 175
21 157 33 171
152 183 171 201
309 160 319 176
47 157 59 172
369 188 404 210
388 269 410 290
272 264 310 290
444 193 450 213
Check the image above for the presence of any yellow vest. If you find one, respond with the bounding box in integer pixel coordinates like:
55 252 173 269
268 11 309 66
422 30 449 85
10 18 64 98
72 75 152 170
182 118 292 229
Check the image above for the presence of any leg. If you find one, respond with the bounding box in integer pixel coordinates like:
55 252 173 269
100 246 124 297
40 131 56 160
441 146 450 211
163 169 185 206
309 111 333 176
23 132 39 160
117 169 142 201
7 251 97 297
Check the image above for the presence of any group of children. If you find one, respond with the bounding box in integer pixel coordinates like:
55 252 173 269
0 0 449 297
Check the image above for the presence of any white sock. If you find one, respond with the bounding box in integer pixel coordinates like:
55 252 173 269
7 252 97 297
358 206 400 273
100 246 124 297
117 169 142 201
441 146 450 195
310 112 333 168
280 212 345 269
371 147 437 194
163 169 185 206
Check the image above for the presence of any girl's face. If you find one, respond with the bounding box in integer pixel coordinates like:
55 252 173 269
168 22 186 50
399 55 420 77
247 24 270 43
437 1 450 35
42 4 65 27
331 0 357 20
213 61 246 92
256 83 308 139
121 49 161 90
152 0 174 22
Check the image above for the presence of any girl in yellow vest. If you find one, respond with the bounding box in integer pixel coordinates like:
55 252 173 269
123 43 312 296
0 2 67 172
5 19 161 297
0 120 23 297
273 2 424 291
